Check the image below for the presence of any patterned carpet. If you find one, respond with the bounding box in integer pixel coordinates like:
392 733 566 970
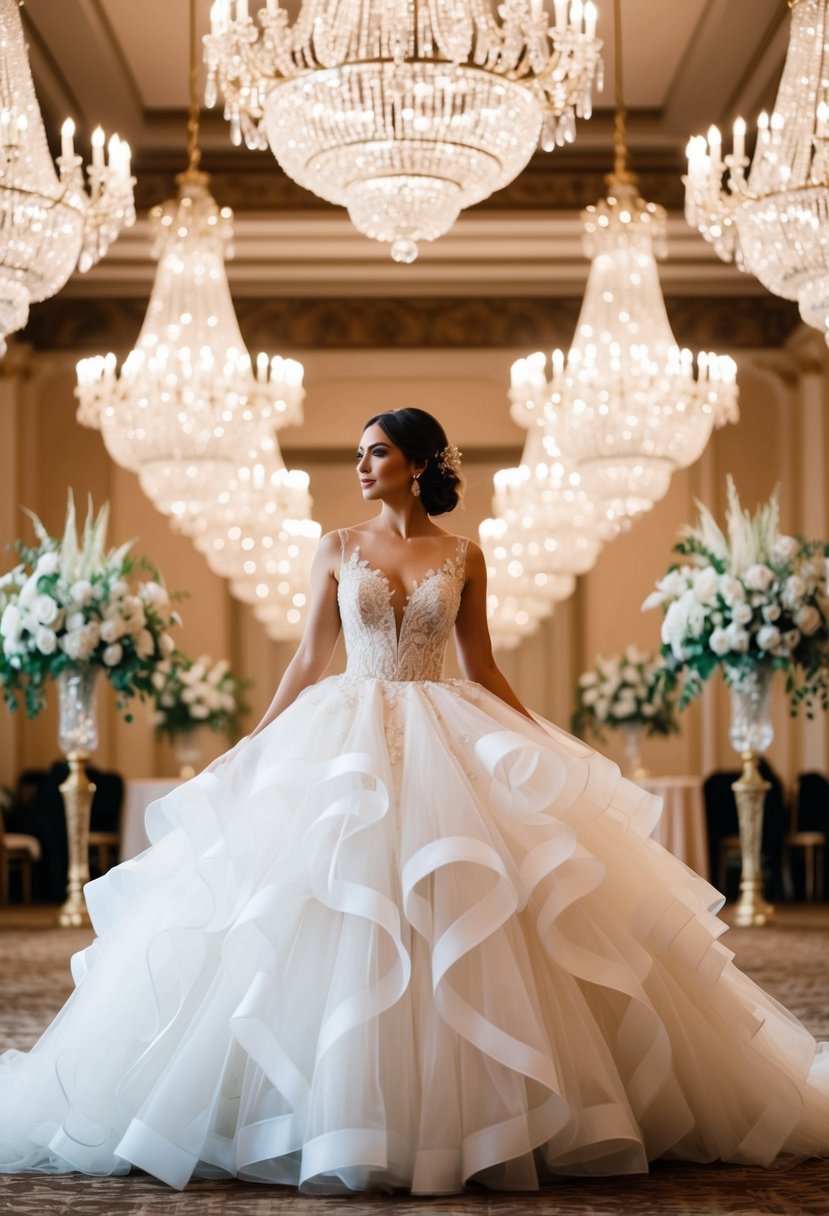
1 905 828 1215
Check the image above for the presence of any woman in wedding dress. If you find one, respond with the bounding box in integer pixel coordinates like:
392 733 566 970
1 406 828 1194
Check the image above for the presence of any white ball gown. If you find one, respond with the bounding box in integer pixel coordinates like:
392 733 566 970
1 531 829 1194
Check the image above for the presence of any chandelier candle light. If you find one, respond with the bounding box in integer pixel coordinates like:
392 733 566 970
685 0 829 345
204 0 602 262
0 0 134 353
511 0 739 526
75 0 306 533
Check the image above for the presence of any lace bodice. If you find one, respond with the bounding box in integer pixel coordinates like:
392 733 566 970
337 531 469 681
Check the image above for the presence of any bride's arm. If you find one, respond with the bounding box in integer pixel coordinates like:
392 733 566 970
247 531 343 741
453 540 538 723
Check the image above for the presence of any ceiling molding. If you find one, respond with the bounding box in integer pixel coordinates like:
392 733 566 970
20 293 800 355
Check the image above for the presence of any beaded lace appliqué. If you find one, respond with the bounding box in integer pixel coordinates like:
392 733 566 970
337 536 469 684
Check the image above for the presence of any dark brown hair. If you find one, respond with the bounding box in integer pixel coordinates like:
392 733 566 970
362 407 463 516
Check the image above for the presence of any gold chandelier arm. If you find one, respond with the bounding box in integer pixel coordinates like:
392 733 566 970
612 0 629 180
186 0 202 172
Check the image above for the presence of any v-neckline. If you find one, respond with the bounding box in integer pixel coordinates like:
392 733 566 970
344 540 462 651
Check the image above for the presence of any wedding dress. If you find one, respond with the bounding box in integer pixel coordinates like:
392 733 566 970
1 529 828 1194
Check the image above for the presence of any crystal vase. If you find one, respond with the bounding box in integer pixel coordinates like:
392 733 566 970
57 663 99 928
728 665 774 928
621 722 649 779
172 729 205 780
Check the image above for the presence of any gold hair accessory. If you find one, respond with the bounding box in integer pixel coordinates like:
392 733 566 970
436 443 462 476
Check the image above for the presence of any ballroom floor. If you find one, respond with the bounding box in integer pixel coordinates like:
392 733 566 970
1 905 828 1216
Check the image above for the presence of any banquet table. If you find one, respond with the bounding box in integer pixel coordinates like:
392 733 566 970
636 775 709 880
120 778 182 862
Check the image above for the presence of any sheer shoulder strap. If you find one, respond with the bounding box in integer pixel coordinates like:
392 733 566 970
456 535 470 584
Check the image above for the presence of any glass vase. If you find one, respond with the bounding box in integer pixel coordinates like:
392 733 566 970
621 722 648 779
727 663 774 928
728 664 774 756
173 729 205 780
58 663 99 753
56 663 98 928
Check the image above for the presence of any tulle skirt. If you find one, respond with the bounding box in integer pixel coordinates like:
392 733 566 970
1 674 828 1193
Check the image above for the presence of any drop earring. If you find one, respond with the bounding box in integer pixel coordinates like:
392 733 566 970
411 476 421 497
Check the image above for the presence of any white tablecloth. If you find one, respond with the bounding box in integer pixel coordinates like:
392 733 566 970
120 778 182 862
637 775 709 879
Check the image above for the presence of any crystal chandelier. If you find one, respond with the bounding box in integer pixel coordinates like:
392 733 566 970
75 4 306 529
685 0 829 342
0 0 134 353
204 0 602 262
511 0 739 525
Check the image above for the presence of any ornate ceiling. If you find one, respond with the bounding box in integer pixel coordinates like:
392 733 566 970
17 0 798 344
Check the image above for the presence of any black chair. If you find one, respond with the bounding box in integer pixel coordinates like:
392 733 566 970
703 761 787 901
784 772 829 901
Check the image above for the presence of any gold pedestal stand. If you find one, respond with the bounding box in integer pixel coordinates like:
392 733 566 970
58 750 96 928
731 750 774 928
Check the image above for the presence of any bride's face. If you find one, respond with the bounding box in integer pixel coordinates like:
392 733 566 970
356 424 421 501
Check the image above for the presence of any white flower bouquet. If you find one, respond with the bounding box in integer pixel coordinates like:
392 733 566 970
0 493 181 719
149 653 249 739
643 477 829 715
572 644 678 740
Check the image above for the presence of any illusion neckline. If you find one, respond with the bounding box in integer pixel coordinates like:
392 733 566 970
342 538 466 650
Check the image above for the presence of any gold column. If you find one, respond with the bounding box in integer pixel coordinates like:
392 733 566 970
731 751 774 928
58 750 95 928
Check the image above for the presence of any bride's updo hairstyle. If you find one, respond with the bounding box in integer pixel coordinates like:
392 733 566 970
363 407 464 516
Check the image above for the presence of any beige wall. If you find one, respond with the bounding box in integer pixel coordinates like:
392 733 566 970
1 336 828 798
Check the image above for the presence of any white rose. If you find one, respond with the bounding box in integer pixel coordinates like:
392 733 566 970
744 564 775 592
762 603 781 623
692 567 719 603
160 693 175 708
582 687 599 706
772 535 799 564
594 698 610 721
795 605 821 636
718 575 744 603
724 622 750 653
35 625 57 655
103 642 123 667
2 636 26 658
33 593 59 625
730 601 753 626
66 611 86 632
757 624 781 653
578 671 598 688
181 687 198 704
709 627 731 656
35 552 60 576
190 704 210 720
135 629 155 659
783 576 807 609
69 579 93 607
62 623 99 662
661 595 692 657
140 581 169 608
109 579 128 600
100 618 124 644
151 670 167 691
0 603 21 640
159 633 175 656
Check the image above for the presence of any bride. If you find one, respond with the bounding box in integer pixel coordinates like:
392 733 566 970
1 406 828 1194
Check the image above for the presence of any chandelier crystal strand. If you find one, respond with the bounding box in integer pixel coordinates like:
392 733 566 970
0 0 134 353
75 0 316 639
512 0 739 526
204 0 602 261
685 0 829 341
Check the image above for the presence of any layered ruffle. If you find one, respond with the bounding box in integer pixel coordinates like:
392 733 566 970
1 674 828 1192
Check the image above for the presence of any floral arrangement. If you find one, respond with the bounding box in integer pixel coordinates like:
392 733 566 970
643 477 829 715
572 644 678 740
149 653 249 739
0 493 181 719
